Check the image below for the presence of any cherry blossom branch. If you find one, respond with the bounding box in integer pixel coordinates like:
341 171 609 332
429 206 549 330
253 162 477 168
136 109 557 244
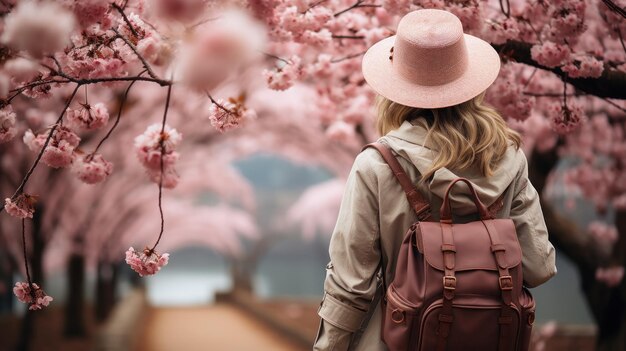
302 0 329 13
261 51 292 65
330 51 367 63
150 84 172 251
601 0 626 19
332 35 365 40
21 218 35 301
8 78 70 95
188 16 221 29
1 84 81 211
494 40 626 99
92 73 144 155
499 0 511 17
111 28 159 80
206 91 231 113
523 92 626 113
112 2 139 38
333 0 380 17
51 70 170 87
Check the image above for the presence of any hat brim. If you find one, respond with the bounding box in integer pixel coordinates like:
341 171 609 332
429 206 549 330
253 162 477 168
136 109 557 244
361 34 501 109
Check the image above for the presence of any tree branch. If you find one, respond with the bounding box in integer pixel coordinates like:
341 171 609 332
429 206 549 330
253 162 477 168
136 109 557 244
111 28 159 80
494 40 626 99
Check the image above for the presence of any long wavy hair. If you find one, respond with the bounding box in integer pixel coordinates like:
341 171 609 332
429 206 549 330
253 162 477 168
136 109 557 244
375 92 522 181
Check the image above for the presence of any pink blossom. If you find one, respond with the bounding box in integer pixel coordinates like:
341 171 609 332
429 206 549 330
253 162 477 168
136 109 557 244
67 103 110 131
72 153 113 184
175 10 266 91
382 0 411 15
596 266 624 287
263 55 304 91
147 167 180 189
0 106 17 144
63 52 126 81
326 120 355 143
483 18 520 45
279 6 332 37
562 56 604 79
117 12 154 42
3 57 40 82
531 42 571 68
137 37 174 66
300 29 332 47
134 124 182 170
1 1 76 58
588 221 618 244
125 247 170 277
72 0 110 28
357 27 393 47
154 0 206 22
547 0 586 42
547 101 585 134
4 194 37 219
13 282 53 310
23 126 80 168
306 54 334 79
485 64 535 122
208 96 256 133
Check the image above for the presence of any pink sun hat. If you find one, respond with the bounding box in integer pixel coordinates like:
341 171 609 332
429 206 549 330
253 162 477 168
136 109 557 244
362 9 501 109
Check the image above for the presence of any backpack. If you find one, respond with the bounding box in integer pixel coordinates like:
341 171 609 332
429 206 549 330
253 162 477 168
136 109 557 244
363 142 535 351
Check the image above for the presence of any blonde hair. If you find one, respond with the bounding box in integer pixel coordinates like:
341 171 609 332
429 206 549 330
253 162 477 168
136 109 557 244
375 92 521 181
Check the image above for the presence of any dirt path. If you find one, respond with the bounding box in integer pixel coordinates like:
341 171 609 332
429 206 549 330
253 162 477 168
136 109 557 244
138 304 308 351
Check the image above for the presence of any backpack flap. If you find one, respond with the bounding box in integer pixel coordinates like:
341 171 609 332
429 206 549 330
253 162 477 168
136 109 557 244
415 219 522 272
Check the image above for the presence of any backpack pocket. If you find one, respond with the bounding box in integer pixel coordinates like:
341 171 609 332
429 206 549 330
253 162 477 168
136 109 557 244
417 296 522 351
382 285 419 351
519 287 535 351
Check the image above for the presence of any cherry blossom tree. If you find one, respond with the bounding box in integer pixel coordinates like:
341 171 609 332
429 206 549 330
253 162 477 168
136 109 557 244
0 0 624 350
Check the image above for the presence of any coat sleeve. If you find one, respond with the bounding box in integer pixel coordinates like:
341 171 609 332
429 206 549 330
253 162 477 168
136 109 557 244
313 151 381 351
510 151 557 288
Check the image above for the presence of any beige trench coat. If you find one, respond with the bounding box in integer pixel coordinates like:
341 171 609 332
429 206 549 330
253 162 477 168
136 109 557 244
312 119 557 351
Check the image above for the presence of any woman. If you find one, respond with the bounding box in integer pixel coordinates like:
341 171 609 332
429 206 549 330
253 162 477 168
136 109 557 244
313 9 557 351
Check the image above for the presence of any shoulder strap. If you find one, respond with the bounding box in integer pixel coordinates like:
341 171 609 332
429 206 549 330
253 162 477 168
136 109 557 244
362 142 431 221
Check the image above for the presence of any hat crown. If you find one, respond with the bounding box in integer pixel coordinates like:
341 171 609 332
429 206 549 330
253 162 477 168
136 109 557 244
393 9 468 86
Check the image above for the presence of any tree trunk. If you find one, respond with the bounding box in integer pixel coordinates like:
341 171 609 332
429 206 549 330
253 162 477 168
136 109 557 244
0 251 14 314
16 309 35 351
590 209 626 351
64 253 86 337
95 261 118 322
530 148 626 351
230 259 253 293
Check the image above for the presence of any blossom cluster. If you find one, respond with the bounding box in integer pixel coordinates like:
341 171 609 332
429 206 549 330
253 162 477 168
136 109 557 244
0 106 17 144
125 247 170 277
4 193 37 219
134 124 182 188
13 282 53 310
66 103 110 131
23 126 80 169
588 221 619 245
263 56 305 91
207 96 257 133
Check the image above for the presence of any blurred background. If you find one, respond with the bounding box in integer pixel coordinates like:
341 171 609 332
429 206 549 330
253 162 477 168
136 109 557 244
0 0 625 350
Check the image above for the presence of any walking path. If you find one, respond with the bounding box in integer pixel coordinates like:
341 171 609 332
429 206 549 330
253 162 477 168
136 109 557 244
138 304 308 351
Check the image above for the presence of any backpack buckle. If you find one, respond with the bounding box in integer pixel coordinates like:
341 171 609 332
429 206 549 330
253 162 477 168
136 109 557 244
443 276 456 290
499 276 513 291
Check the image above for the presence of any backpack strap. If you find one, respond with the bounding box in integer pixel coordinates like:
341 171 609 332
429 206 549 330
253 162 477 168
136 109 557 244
484 219 516 351
361 142 431 221
437 222 457 351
